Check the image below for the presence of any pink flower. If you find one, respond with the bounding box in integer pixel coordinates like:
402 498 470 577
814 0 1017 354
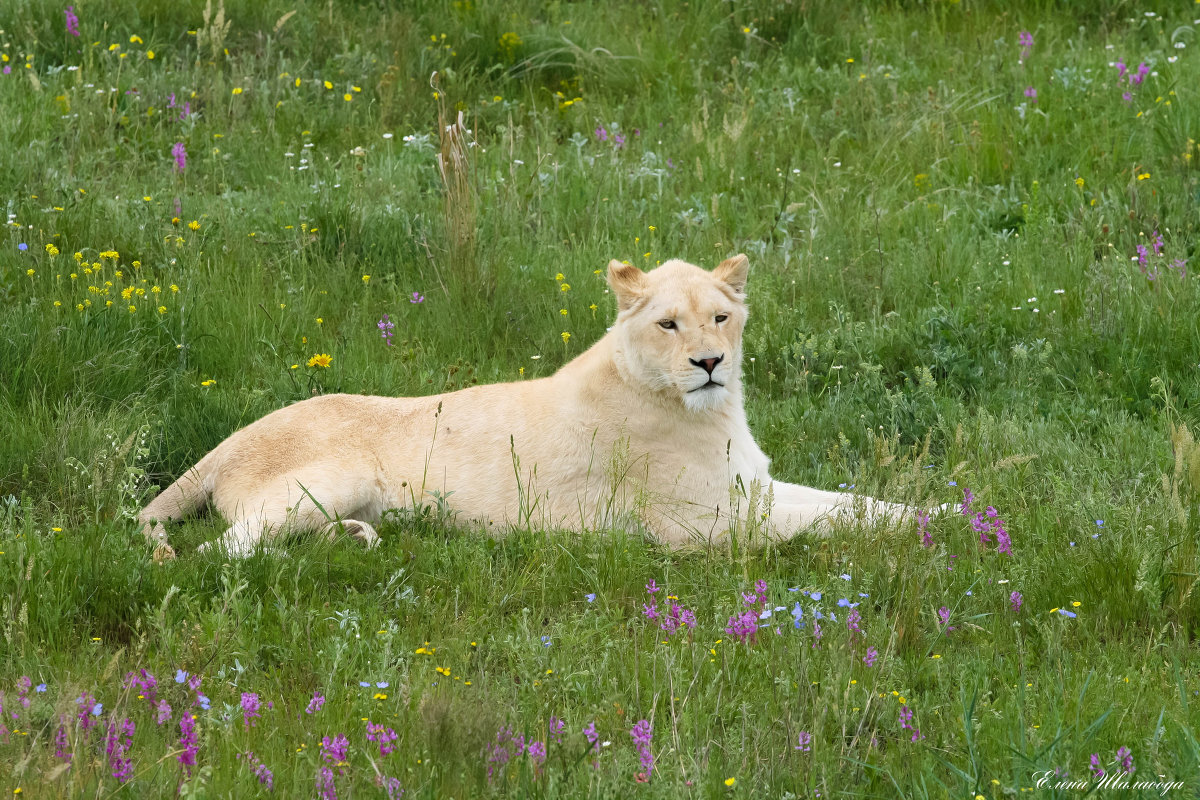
64 6 80 36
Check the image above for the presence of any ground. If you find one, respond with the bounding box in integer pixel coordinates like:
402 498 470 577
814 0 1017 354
1 0 1199 797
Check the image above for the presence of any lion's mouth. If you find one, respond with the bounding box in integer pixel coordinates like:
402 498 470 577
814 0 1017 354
688 380 725 392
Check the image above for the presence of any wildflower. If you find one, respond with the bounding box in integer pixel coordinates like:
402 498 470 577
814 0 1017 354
54 723 71 762
918 509 933 547
724 777 736 787
561 331 571 344
1136 244 1149 271
155 700 172 724
899 704 924 742
937 606 953 634
630 719 653 775
65 6 80 36
241 692 261 727
1151 229 1164 256
1117 746 1134 773
178 714 198 775
174 669 188 684
105 718 135 783
614 133 626 148
410 291 424 303
240 751 274 789
1018 31 1033 60
1010 591 1023 612
790 602 804 629
1131 62 1149 85
188 220 200 231
585 593 596 603
812 619 822 647
548 716 565 743
366 721 399 756
1024 86 1037 102
1168 258 1187 278
377 314 395 346
322 733 350 771
863 646 878 667
171 142 187 173
595 126 608 142
526 740 546 766
795 731 812 752
308 353 332 368
316 766 337 800
1090 753 1104 778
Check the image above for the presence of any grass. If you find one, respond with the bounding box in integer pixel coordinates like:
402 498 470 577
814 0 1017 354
2 0 1200 796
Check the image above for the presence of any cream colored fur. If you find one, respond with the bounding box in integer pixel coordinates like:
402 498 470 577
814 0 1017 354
139 255 943 561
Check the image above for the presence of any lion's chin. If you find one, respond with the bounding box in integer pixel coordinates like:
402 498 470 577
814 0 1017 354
682 383 729 413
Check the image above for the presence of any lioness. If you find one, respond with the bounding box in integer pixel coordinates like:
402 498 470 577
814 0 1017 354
140 255 938 560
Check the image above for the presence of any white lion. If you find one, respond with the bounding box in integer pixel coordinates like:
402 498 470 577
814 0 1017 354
140 255 939 560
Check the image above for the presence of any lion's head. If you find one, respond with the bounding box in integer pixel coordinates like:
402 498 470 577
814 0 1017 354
606 255 750 413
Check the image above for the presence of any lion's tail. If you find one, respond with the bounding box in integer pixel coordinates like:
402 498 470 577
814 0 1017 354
138 449 219 561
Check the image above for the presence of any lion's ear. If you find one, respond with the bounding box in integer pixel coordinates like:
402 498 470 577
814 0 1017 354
713 254 750 295
607 259 646 311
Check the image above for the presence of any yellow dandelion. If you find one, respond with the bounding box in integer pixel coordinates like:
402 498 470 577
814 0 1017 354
344 93 352 102
725 777 736 787
188 220 200 231
232 87 243 95
147 50 155 59
324 80 333 90
1137 173 1150 180
130 35 143 44
307 353 332 368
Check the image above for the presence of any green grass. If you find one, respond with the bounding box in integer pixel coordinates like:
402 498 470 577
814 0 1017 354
3 0 1200 796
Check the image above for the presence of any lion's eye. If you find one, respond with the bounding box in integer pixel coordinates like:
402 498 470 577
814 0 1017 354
715 314 728 324
658 320 676 330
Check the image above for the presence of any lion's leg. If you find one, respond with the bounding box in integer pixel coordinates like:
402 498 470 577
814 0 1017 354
766 480 938 534
201 472 380 557
319 519 381 549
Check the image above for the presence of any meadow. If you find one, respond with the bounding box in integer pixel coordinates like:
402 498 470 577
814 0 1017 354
2 0 1200 796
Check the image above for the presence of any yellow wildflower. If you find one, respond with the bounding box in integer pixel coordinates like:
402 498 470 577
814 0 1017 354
307 353 332 368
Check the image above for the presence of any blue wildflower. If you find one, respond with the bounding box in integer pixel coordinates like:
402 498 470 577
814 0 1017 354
811 591 822 601
585 593 596 603
175 670 188 684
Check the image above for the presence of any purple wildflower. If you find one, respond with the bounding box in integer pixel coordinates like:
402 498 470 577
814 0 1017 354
54 720 72 762
377 314 395 345
812 619 822 648
1151 230 1164 256
863 646 878 667
725 609 758 643
918 509 933 547
317 766 338 800
155 700 172 725
1136 244 1149 273
526 740 547 766
1117 746 1134 773
847 609 863 642
1018 31 1033 60
1122 91 1133 104
178 714 198 775
1010 591 1023 612
105 718 135 783
614 133 626 148
172 142 187 173
795 731 812 752
76 692 99 733
65 6 80 36
240 751 274 789
1131 62 1149 85
899 704 924 742
322 733 350 771
486 726 524 781
1024 86 1037 102
378 776 404 800
1116 60 1127 80
1169 258 1187 278
1090 753 1104 778
306 690 325 714
937 606 954 634
595 126 608 142
124 669 158 706
410 291 424 304
548 716 565 744
241 692 261 728
630 719 653 775
367 721 399 756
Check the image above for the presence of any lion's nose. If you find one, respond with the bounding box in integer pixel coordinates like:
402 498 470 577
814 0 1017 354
690 355 724 375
